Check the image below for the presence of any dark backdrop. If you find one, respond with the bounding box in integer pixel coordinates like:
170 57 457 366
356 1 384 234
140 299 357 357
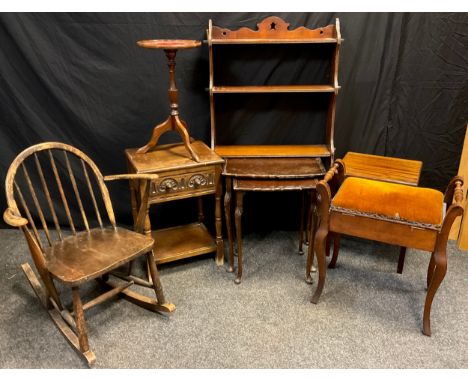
1 13 467 232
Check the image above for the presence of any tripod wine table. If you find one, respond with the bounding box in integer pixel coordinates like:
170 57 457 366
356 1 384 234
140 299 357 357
128 39 225 266
136 39 201 161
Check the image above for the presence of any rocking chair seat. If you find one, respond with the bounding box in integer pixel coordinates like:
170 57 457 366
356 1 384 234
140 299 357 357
45 227 154 286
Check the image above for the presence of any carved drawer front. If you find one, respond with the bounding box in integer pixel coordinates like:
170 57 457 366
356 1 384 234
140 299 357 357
150 169 216 201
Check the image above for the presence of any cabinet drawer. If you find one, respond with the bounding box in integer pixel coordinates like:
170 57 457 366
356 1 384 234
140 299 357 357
149 169 216 202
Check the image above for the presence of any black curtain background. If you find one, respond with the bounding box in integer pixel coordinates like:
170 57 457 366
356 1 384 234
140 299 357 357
1 13 467 232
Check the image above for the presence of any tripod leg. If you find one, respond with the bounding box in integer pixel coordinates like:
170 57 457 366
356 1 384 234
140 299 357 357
137 116 172 154
174 116 200 162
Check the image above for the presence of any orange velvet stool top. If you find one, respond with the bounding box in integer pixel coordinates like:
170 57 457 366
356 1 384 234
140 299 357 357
331 177 444 226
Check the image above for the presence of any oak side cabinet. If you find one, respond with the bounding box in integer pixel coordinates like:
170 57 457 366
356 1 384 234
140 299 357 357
125 140 225 265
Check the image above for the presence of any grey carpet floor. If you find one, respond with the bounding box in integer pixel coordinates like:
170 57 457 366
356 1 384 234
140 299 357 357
0 228 467 368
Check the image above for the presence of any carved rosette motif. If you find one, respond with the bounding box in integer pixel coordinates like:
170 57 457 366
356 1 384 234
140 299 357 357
158 178 178 193
151 172 215 196
188 174 208 188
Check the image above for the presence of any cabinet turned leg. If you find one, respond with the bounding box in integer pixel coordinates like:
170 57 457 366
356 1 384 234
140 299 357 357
137 178 152 237
214 170 224 266
397 247 407 274
423 250 447 336
224 177 234 273
197 196 204 223
234 191 244 284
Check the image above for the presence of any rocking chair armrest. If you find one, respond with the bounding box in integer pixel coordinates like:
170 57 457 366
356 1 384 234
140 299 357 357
103 174 159 182
3 208 28 227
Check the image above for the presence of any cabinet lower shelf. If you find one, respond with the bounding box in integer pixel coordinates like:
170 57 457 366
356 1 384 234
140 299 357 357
151 222 217 264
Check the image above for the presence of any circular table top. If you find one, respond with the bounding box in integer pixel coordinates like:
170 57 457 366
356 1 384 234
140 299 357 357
137 39 202 50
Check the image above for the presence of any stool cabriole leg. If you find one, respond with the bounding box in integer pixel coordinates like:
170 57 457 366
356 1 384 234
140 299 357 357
397 247 407 274
423 249 447 336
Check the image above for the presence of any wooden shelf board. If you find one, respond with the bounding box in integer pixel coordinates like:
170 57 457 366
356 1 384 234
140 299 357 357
234 178 319 192
215 145 331 158
223 157 326 178
151 223 216 264
211 38 338 44
212 85 336 94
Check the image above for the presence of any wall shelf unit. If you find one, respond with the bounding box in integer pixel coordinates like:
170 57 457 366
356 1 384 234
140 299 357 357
207 15 342 164
207 15 343 283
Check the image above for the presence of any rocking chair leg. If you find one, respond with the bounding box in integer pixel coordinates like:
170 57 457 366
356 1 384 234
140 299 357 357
71 286 90 354
127 260 134 276
423 250 447 336
146 251 166 304
22 263 96 365
102 252 174 315
21 263 48 308
36 266 63 310
397 247 407 274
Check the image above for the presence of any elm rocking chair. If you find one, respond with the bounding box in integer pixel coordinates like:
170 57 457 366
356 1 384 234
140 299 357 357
3 142 175 365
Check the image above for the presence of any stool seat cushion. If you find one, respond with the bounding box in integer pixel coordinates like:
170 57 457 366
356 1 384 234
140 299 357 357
331 177 444 228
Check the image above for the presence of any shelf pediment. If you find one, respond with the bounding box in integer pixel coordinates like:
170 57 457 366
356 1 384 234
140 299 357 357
211 16 338 43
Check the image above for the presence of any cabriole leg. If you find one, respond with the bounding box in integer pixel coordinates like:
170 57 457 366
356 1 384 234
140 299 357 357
224 177 235 273
426 252 436 289
311 227 328 304
299 191 306 255
423 250 447 336
397 247 407 274
328 233 341 269
234 191 244 284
